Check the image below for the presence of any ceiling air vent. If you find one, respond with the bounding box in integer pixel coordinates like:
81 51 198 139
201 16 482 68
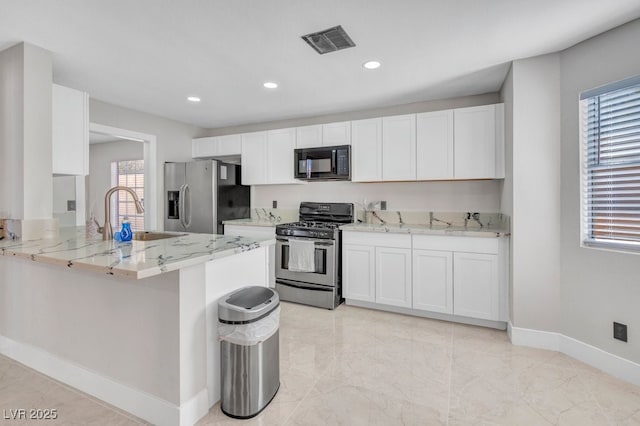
301 25 356 54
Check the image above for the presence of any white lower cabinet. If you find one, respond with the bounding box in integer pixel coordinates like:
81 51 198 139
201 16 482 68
412 249 453 314
343 245 375 302
375 247 412 308
453 252 499 321
343 231 507 326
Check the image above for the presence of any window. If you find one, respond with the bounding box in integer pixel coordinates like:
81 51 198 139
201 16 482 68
111 160 144 231
581 76 640 251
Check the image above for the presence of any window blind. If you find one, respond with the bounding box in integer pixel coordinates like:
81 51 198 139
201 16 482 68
582 80 640 250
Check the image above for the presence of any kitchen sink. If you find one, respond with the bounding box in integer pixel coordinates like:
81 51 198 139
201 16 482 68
133 231 187 241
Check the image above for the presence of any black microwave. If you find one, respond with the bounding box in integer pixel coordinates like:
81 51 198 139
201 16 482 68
294 145 351 181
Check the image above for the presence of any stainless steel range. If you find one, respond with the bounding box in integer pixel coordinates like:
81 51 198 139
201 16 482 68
275 202 354 310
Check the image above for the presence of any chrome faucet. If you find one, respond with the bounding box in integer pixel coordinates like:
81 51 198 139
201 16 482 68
101 186 144 240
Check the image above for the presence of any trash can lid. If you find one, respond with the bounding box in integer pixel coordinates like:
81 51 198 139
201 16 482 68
218 286 279 323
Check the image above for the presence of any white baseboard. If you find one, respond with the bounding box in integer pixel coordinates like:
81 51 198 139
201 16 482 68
508 322 640 387
346 299 507 330
0 335 209 426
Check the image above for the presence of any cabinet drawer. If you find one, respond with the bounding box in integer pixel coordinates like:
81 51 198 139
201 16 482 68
343 231 411 249
412 235 498 254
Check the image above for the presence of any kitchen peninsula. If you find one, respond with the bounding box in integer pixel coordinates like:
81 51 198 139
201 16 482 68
0 227 274 426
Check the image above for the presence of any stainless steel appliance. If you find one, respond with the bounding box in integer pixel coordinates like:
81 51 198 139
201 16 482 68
275 202 354 309
294 145 351 181
164 160 250 234
219 286 280 419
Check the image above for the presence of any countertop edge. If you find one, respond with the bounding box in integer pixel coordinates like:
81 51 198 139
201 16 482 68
0 236 276 280
340 224 510 238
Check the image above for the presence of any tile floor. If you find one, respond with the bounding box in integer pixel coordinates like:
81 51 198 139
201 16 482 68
1 302 639 425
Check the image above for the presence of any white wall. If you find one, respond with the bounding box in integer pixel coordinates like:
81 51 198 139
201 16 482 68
89 100 200 229
88 140 144 225
0 42 53 220
52 176 77 227
560 19 640 363
252 180 501 212
507 55 562 333
499 65 514 321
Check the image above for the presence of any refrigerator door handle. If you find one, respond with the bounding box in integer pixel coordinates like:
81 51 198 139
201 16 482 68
178 184 186 229
183 183 192 229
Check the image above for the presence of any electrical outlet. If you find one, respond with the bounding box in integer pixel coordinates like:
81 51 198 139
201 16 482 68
613 322 628 342
380 201 387 210
67 200 76 212
272 200 277 208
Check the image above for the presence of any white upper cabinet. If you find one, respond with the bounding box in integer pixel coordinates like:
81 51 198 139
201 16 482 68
296 122 351 148
267 128 297 184
382 114 416 181
416 110 454 180
241 128 299 185
192 134 241 159
241 132 268 185
351 118 383 182
296 125 323 149
322 121 351 146
217 134 242 156
52 84 89 175
454 104 499 179
192 136 217 158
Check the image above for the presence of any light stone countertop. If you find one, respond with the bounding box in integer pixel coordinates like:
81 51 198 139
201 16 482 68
340 223 510 238
0 227 274 279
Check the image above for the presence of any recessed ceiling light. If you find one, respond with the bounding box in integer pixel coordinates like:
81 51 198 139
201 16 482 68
187 96 201 102
263 82 278 89
363 60 381 70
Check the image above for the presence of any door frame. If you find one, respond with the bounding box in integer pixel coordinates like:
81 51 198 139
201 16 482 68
89 123 158 230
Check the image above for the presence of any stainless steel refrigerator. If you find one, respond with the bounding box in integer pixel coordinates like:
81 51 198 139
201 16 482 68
164 160 250 234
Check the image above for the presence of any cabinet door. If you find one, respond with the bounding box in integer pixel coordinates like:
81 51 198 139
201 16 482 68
375 247 412 308
323 121 351 146
412 249 453 314
296 125 323 148
192 137 218 158
351 118 382 182
343 244 375 302
267 128 297 184
382 114 416 181
453 252 499 320
52 84 89 175
241 132 268 185
454 105 496 179
416 110 454 180
217 134 242 156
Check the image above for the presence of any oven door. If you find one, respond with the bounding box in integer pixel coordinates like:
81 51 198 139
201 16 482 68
275 236 336 287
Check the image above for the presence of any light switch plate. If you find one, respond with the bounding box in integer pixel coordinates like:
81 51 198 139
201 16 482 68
67 200 76 211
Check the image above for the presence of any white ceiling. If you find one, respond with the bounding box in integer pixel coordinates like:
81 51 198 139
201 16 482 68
1 1 640 129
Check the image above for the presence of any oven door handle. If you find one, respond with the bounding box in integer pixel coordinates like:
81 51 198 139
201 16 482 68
276 279 334 292
277 237 334 246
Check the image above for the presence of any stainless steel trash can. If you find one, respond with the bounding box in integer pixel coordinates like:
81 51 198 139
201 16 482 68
218 286 280 419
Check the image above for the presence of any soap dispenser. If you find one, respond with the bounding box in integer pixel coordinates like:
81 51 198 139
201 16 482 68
118 216 133 242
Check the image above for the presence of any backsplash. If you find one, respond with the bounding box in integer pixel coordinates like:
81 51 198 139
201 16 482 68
356 210 510 231
250 208 299 223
